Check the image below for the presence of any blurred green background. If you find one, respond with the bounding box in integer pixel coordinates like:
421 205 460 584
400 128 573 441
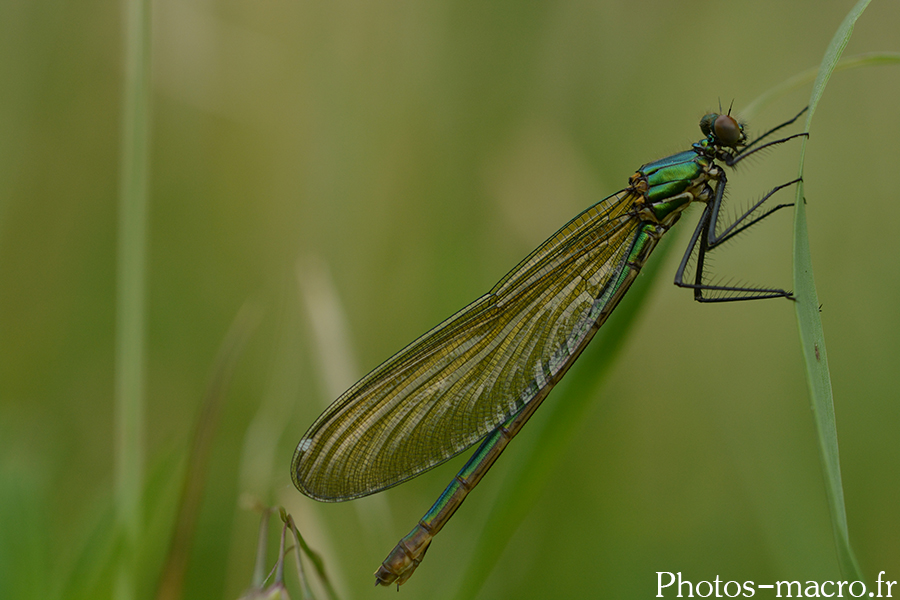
1 0 898 598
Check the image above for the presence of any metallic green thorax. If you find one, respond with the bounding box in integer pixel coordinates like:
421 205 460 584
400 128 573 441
630 151 718 226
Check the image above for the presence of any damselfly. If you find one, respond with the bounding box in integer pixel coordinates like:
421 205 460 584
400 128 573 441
291 107 807 586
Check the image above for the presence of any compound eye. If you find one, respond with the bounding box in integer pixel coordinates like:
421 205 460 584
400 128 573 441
714 114 743 147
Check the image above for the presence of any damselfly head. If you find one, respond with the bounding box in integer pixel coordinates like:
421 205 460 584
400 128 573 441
699 113 746 148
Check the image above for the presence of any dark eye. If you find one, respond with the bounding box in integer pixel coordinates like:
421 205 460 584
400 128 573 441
714 114 743 147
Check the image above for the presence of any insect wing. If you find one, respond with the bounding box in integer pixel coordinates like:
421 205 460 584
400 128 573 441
292 189 641 501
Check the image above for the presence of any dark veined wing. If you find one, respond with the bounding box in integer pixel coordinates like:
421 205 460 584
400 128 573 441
292 189 642 501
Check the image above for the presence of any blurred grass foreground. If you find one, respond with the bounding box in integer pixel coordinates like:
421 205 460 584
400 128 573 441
1 1 898 599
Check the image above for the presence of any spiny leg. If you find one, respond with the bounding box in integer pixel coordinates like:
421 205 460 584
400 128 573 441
724 107 809 167
708 178 802 247
728 132 808 167
740 106 808 152
674 175 799 302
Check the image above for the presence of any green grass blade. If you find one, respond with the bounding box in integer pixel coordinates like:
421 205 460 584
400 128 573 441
156 304 262 600
791 0 871 582
741 51 900 121
115 0 152 598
